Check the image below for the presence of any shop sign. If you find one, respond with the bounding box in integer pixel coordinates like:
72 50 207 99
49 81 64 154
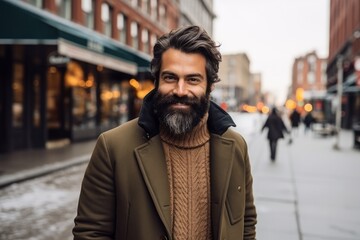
48 52 70 65
87 40 104 53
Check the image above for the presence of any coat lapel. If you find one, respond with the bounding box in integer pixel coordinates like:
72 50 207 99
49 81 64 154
210 134 235 240
135 136 172 238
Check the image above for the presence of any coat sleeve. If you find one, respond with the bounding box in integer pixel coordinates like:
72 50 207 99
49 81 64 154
73 134 115 240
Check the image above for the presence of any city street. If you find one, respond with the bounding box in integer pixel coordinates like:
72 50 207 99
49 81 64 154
0 113 359 239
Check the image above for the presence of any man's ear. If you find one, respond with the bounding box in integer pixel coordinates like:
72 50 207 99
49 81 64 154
210 84 215 92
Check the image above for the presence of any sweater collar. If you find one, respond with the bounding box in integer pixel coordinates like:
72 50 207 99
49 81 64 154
138 89 236 139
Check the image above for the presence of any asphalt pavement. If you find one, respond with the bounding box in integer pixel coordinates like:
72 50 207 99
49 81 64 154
0 126 359 240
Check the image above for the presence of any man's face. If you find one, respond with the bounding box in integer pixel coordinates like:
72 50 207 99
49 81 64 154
154 48 211 135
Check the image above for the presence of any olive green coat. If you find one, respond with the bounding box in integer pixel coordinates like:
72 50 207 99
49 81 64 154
73 118 257 240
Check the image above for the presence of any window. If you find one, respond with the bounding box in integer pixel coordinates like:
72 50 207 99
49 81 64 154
150 33 157 52
159 4 166 25
297 61 303 84
142 0 151 14
150 0 158 19
142 29 149 53
101 3 112 37
308 55 316 73
56 0 72 20
12 63 24 128
100 81 131 127
27 0 42 8
131 22 139 49
131 0 138 7
33 74 41 128
117 13 127 44
82 0 94 29
321 61 327 84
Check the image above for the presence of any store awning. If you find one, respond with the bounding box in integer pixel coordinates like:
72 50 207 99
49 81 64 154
0 0 151 75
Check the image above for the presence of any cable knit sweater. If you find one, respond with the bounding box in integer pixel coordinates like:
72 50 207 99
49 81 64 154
160 114 212 240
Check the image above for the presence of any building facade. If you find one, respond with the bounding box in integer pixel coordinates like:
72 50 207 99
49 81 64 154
213 53 251 111
0 0 179 153
290 51 328 121
178 0 215 36
327 0 360 129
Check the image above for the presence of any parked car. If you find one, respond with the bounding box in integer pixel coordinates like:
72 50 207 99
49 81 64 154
312 121 336 136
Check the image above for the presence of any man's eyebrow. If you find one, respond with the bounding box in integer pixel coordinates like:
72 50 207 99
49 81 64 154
186 73 204 79
160 71 176 76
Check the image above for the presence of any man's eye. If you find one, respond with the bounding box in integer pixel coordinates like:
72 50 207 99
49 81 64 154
163 75 176 81
187 78 201 84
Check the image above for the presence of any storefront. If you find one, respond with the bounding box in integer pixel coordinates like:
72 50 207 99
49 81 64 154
0 1 153 153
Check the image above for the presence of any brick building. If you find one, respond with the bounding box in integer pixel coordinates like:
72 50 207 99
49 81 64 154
290 51 328 121
327 0 360 129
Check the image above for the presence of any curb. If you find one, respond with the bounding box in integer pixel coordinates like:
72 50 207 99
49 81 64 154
0 154 91 188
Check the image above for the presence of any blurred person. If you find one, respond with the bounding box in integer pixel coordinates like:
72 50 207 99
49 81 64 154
73 26 257 240
262 107 289 161
289 108 301 136
303 111 315 134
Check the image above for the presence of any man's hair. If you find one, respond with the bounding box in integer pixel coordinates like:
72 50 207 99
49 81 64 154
151 25 222 88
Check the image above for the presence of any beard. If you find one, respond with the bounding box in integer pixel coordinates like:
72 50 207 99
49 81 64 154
153 92 210 136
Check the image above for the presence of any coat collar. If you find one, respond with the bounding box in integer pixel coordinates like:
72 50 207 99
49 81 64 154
138 89 236 139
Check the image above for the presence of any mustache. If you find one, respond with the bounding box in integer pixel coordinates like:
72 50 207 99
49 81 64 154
157 95 199 106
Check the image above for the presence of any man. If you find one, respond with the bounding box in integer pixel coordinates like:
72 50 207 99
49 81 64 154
73 25 257 240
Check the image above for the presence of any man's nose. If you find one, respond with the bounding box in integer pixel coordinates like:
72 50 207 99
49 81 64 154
173 79 188 97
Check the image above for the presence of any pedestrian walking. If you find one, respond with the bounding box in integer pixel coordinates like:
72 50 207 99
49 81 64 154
303 111 315 134
73 25 257 240
289 108 301 136
261 107 289 161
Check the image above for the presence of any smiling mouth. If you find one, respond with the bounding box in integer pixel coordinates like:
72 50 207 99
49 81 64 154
170 103 190 109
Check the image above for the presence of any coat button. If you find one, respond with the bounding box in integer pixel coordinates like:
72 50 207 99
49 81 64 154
237 186 242 192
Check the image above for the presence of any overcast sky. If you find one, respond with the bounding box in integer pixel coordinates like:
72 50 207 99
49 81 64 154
213 0 329 105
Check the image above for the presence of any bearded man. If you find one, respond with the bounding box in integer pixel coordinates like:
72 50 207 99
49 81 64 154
73 25 257 240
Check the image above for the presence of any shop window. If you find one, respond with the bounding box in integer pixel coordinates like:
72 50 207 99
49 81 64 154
33 75 41 128
100 81 131 127
117 13 127 44
47 66 62 128
64 61 97 130
131 21 139 49
56 0 72 20
12 63 24 128
101 3 112 37
82 0 95 29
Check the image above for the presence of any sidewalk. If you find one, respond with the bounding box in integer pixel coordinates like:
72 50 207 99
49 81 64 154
0 140 96 188
249 128 360 240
